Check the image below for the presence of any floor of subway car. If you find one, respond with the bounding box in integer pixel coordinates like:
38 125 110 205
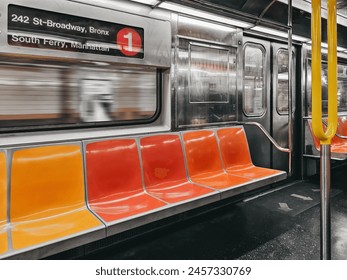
73 171 347 260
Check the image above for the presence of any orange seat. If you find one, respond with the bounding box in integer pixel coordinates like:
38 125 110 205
308 120 322 151
0 152 8 255
337 116 347 136
140 134 214 203
182 130 251 189
330 117 347 153
308 119 347 153
10 145 102 250
217 127 284 178
86 139 167 223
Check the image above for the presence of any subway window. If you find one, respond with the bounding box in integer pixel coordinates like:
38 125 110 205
306 59 327 115
243 43 266 116
306 60 347 115
338 64 347 113
276 49 295 115
0 57 158 131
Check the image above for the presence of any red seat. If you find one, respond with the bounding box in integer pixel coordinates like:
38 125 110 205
140 134 214 203
0 152 7 255
182 130 251 189
86 139 167 223
217 127 285 178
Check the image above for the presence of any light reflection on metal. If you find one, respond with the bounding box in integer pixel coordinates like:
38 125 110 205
250 25 310 42
158 2 252 28
288 0 293 177
126 0 161 6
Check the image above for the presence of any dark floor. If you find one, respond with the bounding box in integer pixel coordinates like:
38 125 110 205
78 168 347 260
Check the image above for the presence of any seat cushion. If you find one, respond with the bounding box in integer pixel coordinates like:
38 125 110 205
226 165 284 179
11 208 101 250
147 181 213 203
89 192 166 222
191 171 251 190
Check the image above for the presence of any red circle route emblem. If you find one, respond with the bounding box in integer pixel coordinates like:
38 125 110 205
117 28 142 57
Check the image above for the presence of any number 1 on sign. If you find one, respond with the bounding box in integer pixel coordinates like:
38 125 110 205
123 32 133 52
117 27 142 57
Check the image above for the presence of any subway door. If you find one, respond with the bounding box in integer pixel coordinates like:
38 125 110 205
271 43 296 171
241 37 271 168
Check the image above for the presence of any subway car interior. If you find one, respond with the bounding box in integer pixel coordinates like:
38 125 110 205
1 0 347 260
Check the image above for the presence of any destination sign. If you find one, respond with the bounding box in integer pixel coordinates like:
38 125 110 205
7 4 144 58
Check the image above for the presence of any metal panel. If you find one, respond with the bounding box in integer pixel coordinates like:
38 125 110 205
174 16 242 129
0 0 171 67
175 37 238 128
241 36 271 168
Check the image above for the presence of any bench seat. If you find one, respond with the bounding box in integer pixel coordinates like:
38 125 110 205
1 126 287 259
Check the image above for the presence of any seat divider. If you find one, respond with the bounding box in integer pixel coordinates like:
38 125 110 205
136 137 168 204
6 149 13 253
213 128 228 174
81 140 107 229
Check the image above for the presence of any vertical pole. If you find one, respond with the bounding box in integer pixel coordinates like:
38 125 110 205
287 0 293 176
320 144 331 260
311 0 337 260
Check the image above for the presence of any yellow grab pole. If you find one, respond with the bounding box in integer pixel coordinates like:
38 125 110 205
311 0 338 260
312 0 337 144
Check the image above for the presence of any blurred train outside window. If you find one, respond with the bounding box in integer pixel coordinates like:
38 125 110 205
176 39 237 127
243 43 266 117
306 60 347 115
276 49 296 115
0 57 158 131
338 65 347 113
